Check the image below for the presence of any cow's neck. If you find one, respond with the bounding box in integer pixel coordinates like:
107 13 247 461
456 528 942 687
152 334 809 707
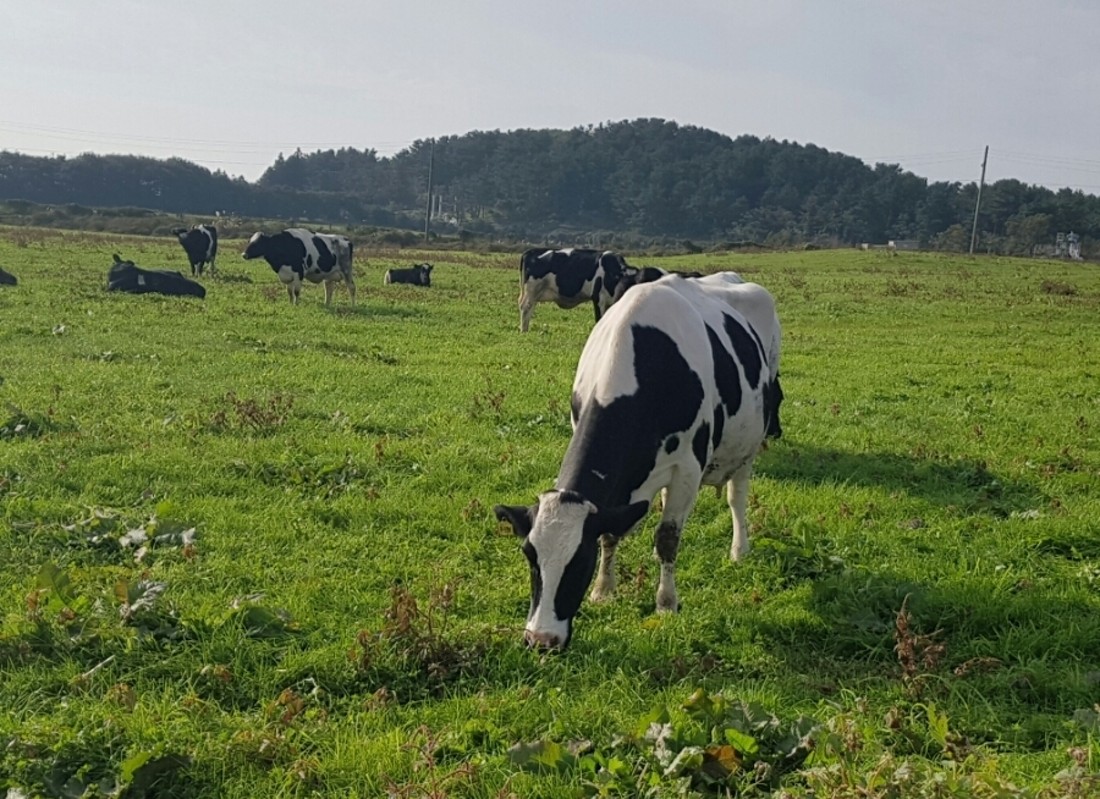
554 413 639 511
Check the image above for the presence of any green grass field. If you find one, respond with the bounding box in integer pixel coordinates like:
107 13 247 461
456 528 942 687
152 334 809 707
1 228 1098 797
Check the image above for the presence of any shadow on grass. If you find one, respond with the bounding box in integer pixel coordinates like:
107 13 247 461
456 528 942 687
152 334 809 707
328 304 425 319
756 439 1046 516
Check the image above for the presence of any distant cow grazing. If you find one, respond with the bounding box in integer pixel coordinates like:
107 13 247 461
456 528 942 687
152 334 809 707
495 273 783 650
611 265 710 303
517 248 631 332
107 254 206 299
242 228 355 306
171 225 218 277
384 263 433 287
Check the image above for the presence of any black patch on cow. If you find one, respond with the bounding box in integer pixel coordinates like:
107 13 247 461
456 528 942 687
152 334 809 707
707 323 743 419
570 391 582 427
554 537 598 625
546 250 600 299
723 313 763 389
664 435 680 454
243 231 309 279
557 324 704 509
763 374 784 439
711 408 725 451
654 521 681 563
692 422 710 472
521 540 542 621
0 267 17 286
312 237 337 273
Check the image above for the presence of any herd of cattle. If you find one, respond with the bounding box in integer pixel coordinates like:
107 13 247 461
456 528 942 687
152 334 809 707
102 225 787 651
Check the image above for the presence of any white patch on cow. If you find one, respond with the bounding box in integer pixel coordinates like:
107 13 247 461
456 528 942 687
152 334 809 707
248 232 263 245
136 274 145 287
526 492 593 642
591 470 606 481
276 265 297 284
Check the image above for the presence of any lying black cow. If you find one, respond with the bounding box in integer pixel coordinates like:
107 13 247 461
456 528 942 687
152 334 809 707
0 267 16 286
107 254 206 299
384 263 432 287
171 224 218 276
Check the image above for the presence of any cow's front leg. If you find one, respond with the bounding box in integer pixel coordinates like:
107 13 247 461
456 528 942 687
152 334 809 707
345 275 357 306
590 534 620 602
654 473 700 612
727 462 754 561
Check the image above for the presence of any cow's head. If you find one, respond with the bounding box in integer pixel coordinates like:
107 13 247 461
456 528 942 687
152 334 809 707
241 232 268 260
494 490 648 651
420 263 433 285
170 227 188 239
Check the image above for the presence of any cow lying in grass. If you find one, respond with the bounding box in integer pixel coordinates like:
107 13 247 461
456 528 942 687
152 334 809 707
384 263 433 286
495 272 782 650
106 254 206 299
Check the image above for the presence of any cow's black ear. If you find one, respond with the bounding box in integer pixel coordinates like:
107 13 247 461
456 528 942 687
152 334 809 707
585 501 650 539
112 253 122 263
494 504 535 538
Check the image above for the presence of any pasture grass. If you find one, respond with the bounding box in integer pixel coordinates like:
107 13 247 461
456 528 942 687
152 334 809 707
1 227 1099 796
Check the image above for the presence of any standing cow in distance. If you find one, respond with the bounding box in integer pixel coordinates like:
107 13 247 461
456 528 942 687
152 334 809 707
171 224 218 277
242 228 355 306
495 273 783 650
517 247 631 332
384 263 433 287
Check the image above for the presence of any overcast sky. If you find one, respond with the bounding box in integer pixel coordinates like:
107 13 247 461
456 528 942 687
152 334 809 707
3 1 1098 192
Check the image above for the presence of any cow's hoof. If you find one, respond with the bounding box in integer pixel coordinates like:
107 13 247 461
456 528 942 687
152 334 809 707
730 542 751 562
590 586 615 603
656 595 679 614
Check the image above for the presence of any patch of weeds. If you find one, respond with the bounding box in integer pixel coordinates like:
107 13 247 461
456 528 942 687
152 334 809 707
471 379 506 420
509 688 819 795
62 504 199 565
231 451 369 499
350 582 493 699
0 401 60 440
1041 279 1077 296
194 391 293 435
894 595 946 699
752 519 845 586
386 725 516 799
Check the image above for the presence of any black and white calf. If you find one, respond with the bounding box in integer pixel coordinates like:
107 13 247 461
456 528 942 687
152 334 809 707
517 248 631 332
171 224 218 277
242 228 355 305
107 254 206 299
495 273 783 649
384 263 433 286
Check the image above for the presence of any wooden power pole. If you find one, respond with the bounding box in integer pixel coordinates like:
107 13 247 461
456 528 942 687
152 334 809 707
423 139 435 242
969 145 989 255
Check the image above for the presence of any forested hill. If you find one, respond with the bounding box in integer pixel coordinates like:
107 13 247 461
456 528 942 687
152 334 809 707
1 118 1097 253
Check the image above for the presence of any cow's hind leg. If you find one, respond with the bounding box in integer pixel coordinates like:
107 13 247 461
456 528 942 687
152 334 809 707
519 293 535 333
344 269 357 306
727 462 754 561
324 279 335 306
590 534 620 602
654 471 701 613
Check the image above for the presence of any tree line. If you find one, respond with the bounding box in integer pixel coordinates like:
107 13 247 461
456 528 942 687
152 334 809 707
0 118 1096 255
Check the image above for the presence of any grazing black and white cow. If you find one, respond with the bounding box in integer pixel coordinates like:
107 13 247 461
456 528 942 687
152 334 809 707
384 263 433 287
107 254 206 298
517 248 631 332
242 228 355 306
611 265 711 303
171 224 218 277
495 273 783 649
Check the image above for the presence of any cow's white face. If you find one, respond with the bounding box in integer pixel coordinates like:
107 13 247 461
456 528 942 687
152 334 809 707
495 491 648 651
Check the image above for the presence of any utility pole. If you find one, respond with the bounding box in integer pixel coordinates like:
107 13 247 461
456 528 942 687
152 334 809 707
423 139 435 242
969 145 988 255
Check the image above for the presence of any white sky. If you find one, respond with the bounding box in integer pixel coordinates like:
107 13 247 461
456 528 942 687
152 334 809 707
3 1 1099 192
